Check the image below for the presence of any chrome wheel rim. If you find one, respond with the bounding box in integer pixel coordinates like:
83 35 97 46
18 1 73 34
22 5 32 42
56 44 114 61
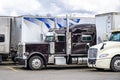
32 58 41 69
114 60 120 70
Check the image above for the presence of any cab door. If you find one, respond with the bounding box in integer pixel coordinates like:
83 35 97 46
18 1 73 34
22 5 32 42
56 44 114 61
55 35 66 54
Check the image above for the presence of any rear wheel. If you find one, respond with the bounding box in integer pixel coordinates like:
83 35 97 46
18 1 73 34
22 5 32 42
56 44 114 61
28 56 43 70
110 56 120 72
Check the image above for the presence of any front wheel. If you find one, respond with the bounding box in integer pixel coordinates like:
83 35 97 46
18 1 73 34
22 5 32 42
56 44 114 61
28 56 43 70
110 56 120 72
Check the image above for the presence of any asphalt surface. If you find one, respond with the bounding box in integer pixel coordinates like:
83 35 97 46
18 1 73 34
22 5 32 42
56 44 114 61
0 61 120 80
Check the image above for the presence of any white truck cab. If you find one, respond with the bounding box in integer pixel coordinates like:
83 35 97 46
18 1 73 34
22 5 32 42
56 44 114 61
88 30 120 72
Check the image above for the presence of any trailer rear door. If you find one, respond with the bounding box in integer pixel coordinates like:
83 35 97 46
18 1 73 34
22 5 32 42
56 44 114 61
0 17 11 54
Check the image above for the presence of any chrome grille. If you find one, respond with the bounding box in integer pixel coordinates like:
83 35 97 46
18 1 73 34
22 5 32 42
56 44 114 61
88 48 97 59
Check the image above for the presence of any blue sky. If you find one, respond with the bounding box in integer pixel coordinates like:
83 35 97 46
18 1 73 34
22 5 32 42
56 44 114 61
0 0 120 17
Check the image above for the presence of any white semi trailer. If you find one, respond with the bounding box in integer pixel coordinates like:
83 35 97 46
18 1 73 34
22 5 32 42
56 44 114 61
96 12 120 43
88 12 120 72
0 16 19 62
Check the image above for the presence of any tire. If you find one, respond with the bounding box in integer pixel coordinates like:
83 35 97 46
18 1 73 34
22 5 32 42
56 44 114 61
110 56 120 72
2 54 8 61
28 56 43 70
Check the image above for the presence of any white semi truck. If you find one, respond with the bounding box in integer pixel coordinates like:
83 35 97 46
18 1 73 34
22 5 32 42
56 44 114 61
88 12 120 72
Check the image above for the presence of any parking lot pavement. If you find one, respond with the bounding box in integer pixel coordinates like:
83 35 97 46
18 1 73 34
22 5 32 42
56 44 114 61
0 63 90 72
0 61 120 80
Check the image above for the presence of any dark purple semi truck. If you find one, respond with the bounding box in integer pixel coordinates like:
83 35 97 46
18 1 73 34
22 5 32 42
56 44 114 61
17 24 96 70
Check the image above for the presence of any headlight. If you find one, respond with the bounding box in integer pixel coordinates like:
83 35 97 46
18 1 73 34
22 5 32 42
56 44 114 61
99 54 109 58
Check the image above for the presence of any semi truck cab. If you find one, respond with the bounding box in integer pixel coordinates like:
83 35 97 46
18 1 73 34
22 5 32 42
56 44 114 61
88 30 120 72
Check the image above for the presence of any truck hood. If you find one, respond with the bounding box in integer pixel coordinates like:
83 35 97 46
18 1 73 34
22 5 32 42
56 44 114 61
90 41 120 50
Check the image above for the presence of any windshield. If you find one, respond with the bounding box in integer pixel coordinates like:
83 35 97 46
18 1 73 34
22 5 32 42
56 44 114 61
45 36 54 42
57 36 65 42
109 32 120 41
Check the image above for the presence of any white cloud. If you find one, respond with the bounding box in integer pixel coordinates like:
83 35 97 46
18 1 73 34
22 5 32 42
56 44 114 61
61 0 120 14
0 0 42 15
10 10 18 16
0 0 120 16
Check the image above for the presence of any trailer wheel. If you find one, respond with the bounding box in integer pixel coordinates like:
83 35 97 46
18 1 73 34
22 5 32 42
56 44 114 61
110 56 120 72
28 56 43 70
